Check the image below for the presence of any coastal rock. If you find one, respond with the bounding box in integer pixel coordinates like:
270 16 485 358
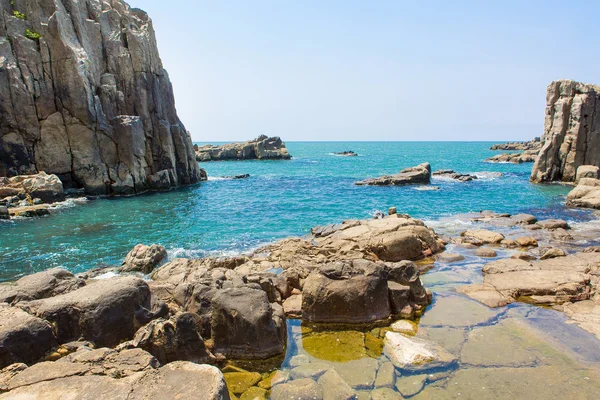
485 150 538 164
270 378 323 400
20 276 152 347
383 331 457 372
432 170 477 182
0 0 201 194
196 135 291 161
0 353 229 399
490 139 541 151
461 229 505 244
302 260 391 324
567 178 600 209
0 304 58 368
355 163 431 186
576 165 600 182
334 151 358 157
0 172 64 204
211 287 286 359
0 268 84 304
531 80 600 183
122 244 168 274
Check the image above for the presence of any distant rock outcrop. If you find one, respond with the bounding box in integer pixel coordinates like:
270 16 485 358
531 80 600 183
0 0 202 195
355 163 431 186
432 170 477 182
195 135 291 161
486 150 538 164
490 138 541 151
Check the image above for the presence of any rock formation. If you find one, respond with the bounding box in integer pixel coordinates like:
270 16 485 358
485 150 538 164
0 0 202 195
355 162 431 186
567 177 600 209
531 80 600 183
333 151 358 157
490 138 541 151
195 135 291 161
432 169 477 182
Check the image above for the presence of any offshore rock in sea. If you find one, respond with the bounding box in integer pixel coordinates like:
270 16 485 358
485 150 538 164
334 151 358 156
490 138 541 151
531 80 600 183
0 0 202 195
355 162 431 186
195 135 291 161
432 169 478 182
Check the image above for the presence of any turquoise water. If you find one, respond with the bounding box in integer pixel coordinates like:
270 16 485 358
0 142 579 281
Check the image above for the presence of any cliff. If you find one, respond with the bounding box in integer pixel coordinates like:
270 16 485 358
531 80 600 183
0 0 202 195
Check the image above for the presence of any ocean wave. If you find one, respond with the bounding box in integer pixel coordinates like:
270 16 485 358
49 197 89 211
92 271 119 280
472 171 503 180
414 185 440 191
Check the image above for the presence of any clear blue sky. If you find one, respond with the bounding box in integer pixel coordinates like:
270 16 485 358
128 0 599 142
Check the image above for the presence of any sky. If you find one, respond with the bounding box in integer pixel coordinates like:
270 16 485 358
128 0 600 142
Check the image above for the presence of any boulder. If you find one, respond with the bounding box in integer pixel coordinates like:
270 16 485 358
567 178 600 209
485 151 537 163
537 219 570 230
461 229 505 244
0 268 84 304
576 165 600 182
121 244 168 274
432 170 477 182
211 287 286 359
195 135 291 161
383 331 457 372
0 304 58 368
20 276 153 347
355 163 431 186
302 260 391 324
531 80 600 183
490 139 541 151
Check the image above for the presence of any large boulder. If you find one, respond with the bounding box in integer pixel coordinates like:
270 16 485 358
383 331 457 372
121 244 168 274
195 135 291 161
0 268 84 304
302 260 391 324
0 172 65 203
0 304 58 368
19 276 153 347
531 80 600 183
211 287 286 359
0 0 202 193
355 163 431 186
567 178 600 209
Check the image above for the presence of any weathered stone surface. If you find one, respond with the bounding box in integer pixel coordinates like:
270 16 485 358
271 378 323 400
0 304 58 368
461 229 505 244
567 178 600 209
432 170 477 182
0 0 201 194
318 369 357 400
211 287 286 359
474 247 497 258
0 268 84 304
20 276 152 347
537 219 570 230
0 172 64 204
490 139 541 151
333 357 378 390
531 80 600 183
355 163 431 186
383 331 457 372
121 244 168 274
576 165 600 182
302 260 391 324
486 150 538 164
196 135 291 161
374 362 396 389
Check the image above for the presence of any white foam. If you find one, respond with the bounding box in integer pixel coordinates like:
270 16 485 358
93 271 119 280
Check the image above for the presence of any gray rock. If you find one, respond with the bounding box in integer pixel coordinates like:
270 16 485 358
196 135 291 161
383 332 457 372
567 178 600 209
121 244 168 274
318 369 357 400
355 163 431 186
0 268 84 305
0 304 58 368
271 378 323 400
374 362 396 389
531 80 600 183
0 0 201 194
20 276 152 347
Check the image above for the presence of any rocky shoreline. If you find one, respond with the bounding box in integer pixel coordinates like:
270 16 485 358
195 136 291 162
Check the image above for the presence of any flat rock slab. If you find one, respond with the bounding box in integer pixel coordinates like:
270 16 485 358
419 295 499 328
383 332 457 372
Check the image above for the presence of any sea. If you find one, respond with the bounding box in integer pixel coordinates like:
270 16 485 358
0 141 586 282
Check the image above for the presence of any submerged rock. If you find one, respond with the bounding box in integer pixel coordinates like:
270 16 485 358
383 331 457 372
196 135 291 161
355 163 431 186
531 80 600 183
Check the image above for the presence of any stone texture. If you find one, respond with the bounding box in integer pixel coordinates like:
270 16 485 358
531 80 600 183
567 178 600 209
383 331 457 372
485 150 538 164
121 243 168 274
195 135 291 161
0 0 202 194
355 163 431 186
0 268 84 304
270 378 323 400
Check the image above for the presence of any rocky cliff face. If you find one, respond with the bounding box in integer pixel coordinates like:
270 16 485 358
531 80 600 183
0 0 201 195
